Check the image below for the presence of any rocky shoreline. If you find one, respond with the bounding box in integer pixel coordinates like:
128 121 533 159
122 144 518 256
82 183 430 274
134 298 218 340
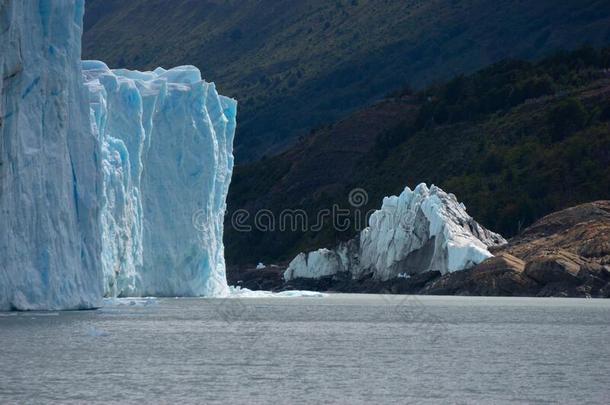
229 201 610 298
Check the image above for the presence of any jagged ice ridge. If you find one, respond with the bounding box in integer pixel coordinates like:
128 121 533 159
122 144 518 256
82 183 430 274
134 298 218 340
284 184 506 281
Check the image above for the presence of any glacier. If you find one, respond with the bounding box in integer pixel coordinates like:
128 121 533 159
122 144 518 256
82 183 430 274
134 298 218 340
1 0 237 310
83 61 236 298
284 184 506 281
0 1 103 310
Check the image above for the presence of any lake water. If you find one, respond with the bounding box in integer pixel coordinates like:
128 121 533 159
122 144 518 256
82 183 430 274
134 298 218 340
1 295 609 404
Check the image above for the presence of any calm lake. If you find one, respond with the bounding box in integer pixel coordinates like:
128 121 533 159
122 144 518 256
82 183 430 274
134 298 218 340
1 295 609 404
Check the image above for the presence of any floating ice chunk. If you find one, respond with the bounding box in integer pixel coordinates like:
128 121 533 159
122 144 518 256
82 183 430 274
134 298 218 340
228 286 327 298
102 297 158 307
87 326 110 337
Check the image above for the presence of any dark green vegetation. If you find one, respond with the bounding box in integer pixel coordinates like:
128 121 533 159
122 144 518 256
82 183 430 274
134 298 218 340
226 47 610 265
83 0 610 161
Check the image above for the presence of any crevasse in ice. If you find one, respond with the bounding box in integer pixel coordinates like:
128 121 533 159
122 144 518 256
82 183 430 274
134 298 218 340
83 61 236 298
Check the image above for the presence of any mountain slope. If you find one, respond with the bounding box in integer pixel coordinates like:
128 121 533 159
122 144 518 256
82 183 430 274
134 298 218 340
83 0 610 161
225 47 610 265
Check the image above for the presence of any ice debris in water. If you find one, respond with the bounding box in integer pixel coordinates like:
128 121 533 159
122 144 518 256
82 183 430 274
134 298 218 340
228 286 327 298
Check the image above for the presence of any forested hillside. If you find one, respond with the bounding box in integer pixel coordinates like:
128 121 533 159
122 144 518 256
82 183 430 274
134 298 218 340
226 47 610 265
83 0 610 161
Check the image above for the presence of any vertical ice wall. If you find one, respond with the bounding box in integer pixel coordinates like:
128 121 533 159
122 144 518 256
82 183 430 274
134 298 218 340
0 1 102 310
83 62 236 298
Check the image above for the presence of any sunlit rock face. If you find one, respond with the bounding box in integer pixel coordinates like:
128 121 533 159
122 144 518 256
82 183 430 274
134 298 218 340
0 1 103 310
83 61 236 298
285 184 506 281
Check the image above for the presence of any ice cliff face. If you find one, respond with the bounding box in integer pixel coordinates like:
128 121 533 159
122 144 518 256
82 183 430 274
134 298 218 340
0 1 102 310
0 0 235 310
284 184 506 281
83 62 236 298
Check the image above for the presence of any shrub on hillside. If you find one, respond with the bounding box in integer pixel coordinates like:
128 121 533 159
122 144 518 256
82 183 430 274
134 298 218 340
547 98 588 141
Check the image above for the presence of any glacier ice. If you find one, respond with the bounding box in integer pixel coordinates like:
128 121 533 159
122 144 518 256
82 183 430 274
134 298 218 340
286 248 349 280
284 184 506 281
0 0 237 310
83 61 236 298
0 0 103 310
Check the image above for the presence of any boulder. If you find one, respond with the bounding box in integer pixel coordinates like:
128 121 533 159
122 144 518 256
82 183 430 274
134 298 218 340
421 253 538 296
523 250 583 285
496 201 610 262
486 201 610 298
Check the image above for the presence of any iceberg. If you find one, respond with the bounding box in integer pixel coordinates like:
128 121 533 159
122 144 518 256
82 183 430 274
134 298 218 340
284 184 506 281
83 61 236 298
0 1 103 310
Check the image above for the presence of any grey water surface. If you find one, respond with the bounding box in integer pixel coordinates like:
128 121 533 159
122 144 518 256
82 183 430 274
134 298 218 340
1 295 609 404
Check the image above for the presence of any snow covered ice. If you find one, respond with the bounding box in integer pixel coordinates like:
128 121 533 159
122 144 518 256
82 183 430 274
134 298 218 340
0 0 103 310
83 61 237 298
285 184 506 281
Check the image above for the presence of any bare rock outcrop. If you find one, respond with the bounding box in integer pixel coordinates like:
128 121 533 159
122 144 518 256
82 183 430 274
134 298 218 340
442 201 610 297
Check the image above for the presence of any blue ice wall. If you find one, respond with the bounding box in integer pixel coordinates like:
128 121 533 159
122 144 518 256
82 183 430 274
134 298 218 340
83 62 236 297
0 1 103 310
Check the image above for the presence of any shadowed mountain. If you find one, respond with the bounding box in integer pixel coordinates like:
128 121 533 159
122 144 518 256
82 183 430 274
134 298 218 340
225 47 610 265
83 0 610 161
